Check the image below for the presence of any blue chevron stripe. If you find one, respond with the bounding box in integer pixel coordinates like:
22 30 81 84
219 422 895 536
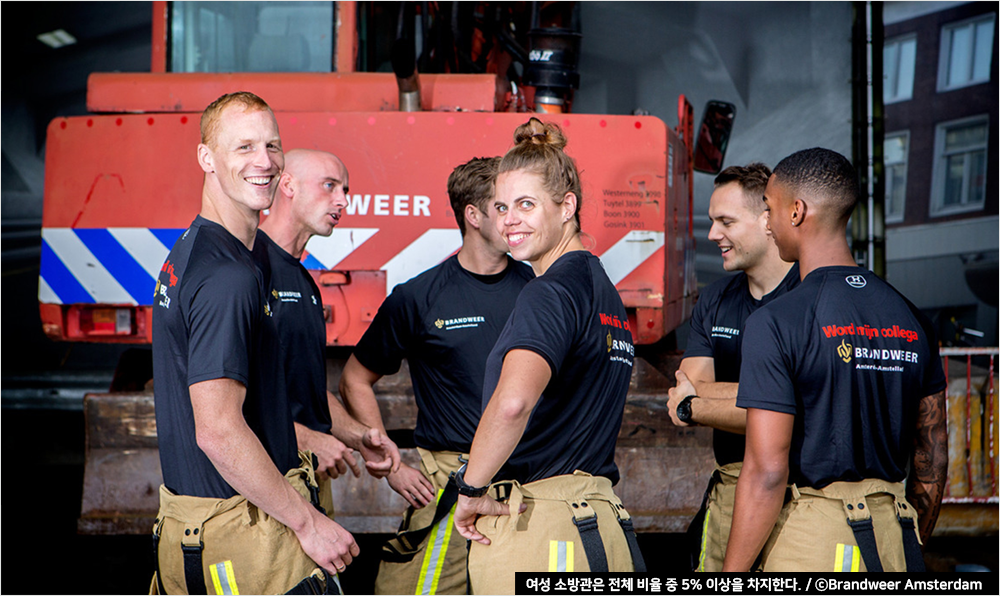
301 253 326 270
74 229 157 305
150 228 186 251
40 240 94 304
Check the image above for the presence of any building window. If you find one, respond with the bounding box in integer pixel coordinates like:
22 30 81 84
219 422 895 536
884 35 917 103
938 13 995 91
931 116 989 216
884 132 909 222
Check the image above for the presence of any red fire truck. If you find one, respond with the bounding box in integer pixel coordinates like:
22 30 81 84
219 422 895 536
37 1 749 536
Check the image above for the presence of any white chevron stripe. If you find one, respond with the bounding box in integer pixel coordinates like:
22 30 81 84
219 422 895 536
38 276 61 305
42 228 136 304
381 229 463 294
598 230 665 285
304 228 379 270
108 228 171 277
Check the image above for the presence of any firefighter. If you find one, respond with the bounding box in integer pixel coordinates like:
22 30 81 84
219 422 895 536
724 148 948 572
339 156 534 595
454 118 645 595
151 92 362 594
258 148 402 518
665 162 799 571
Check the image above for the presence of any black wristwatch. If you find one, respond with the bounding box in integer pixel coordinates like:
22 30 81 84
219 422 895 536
676 395 698 425
454 463 490 498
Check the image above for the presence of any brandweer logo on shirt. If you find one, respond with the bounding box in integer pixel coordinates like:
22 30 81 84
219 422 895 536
434 316 485 331
272 288 303 303
711 326 739 339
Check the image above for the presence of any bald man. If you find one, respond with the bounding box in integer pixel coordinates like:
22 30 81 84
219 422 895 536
259 149 402 518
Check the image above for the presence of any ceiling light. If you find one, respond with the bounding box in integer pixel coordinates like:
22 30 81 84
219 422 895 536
37 29 77 49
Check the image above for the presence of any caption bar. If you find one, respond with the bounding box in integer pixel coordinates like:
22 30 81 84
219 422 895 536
515 573 995 595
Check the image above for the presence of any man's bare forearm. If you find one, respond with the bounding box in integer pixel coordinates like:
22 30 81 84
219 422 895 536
689 395 747 434
327 390 377 450
338 355 388 433
907 390 947 544
192 380 315 533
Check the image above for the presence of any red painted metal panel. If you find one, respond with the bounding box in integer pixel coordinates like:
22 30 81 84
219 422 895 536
151 1 168 73
43 110 686 345
86 73 497 114
335 1 357 73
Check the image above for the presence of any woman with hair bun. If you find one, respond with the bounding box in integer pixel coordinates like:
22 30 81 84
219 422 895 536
453 118 644 593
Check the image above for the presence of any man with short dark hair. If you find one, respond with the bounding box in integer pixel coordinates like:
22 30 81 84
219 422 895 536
259 148 401 515
723 148 947 572
152 92 359 595
340 156 534 595
666 162 798 571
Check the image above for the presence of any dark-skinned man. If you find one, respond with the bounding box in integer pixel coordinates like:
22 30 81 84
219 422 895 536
724 148 947 572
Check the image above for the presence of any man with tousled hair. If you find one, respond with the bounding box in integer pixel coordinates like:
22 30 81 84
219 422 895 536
340 156 533 594
666 162 798 571
152 92 362 595
724 148 947 572
259 148 402 518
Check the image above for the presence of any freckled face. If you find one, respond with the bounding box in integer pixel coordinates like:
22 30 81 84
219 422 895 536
202 106 284 212
493 169 570 265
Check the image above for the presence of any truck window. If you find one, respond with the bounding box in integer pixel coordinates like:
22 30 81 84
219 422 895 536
170 1 335 73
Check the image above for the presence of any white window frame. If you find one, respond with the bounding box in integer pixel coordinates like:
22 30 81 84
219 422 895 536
884 131 910 223
884 34 917 103
937 13 996 92
930 115 990 217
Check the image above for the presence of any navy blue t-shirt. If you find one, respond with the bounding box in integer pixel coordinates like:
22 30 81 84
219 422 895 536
685 264 800 465
262 232 331 435
483 251 634 485
152 217 297 498
352 254 534 452
736 266 946 489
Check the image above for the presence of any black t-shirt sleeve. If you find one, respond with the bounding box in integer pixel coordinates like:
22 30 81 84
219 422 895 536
735 310 797 415
499 279 576 378
185 261 257 387
684 289 716 359
353 288 415 376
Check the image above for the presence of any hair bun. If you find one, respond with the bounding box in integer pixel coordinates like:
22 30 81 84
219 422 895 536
513 117 568 150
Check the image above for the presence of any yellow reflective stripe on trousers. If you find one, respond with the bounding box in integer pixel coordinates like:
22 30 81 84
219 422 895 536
696 508 711 572
834 543 861 572
416 489 456 595
209 560 239 595
548 540 575 572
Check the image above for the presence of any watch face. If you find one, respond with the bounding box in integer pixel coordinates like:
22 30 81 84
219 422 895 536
677 398 693 423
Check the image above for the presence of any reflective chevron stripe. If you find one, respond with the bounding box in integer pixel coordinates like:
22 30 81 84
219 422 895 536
598 230 665 285
40 226 662 305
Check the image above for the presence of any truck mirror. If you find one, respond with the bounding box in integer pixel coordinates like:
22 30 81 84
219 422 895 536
693 101 736 175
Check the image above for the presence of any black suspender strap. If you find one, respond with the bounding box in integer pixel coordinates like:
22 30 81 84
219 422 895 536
618 518 647 572
897 517 926 572
846 517 884 572
182 543 207 594
382 480 460 563
572 515 609 573
152 526 167 595
465 537 473 595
